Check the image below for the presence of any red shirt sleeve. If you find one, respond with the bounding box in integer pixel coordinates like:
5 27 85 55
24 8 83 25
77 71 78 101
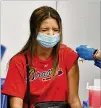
63 45 79 72
1 55 26 99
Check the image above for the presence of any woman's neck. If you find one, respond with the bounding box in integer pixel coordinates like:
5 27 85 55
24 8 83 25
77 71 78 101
36 44 53 60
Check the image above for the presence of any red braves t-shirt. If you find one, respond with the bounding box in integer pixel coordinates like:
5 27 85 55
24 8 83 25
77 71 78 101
2 44 78 108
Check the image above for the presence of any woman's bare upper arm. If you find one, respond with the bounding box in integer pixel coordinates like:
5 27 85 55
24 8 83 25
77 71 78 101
67 60 79 98
10 96 23 108
67 60 82 108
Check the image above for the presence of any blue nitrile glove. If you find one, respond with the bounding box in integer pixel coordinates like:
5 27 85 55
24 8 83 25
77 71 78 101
94 60 101 68
76 45 96 60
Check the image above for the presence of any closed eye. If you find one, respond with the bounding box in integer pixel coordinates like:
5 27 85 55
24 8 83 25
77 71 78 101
54 29 59 31
53 29 59 32
40 28 49 32
41 29 48 31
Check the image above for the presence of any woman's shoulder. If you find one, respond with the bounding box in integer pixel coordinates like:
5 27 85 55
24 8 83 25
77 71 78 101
10 53 26 64
60 44 74 53
59 44 78 58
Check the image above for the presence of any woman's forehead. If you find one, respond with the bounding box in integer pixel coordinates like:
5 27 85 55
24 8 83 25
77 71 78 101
40 18 59 28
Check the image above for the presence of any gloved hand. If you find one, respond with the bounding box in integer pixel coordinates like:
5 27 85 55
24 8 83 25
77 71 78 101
76 45 96 60
94 60 101 68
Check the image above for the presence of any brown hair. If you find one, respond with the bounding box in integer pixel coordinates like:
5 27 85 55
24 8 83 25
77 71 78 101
14 6 62 76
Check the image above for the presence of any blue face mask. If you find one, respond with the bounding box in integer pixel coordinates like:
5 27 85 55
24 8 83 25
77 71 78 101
36 32 60 48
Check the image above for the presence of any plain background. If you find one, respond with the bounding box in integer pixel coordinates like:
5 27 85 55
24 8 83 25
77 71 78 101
1 0 101 103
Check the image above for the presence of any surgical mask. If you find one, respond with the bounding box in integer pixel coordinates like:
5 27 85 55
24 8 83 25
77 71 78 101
36 32 60 48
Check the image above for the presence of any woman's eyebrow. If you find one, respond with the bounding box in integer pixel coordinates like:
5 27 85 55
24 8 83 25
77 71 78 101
40 26 59 29
53 28 59 29
40 27 49 29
